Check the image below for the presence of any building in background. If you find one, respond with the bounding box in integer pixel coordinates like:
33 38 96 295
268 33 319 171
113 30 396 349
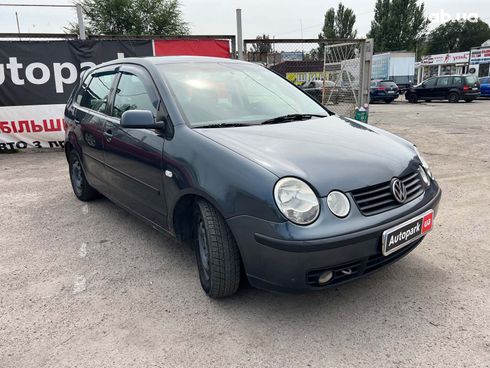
371 52 415 90
469 45 490 77
415 51 470 83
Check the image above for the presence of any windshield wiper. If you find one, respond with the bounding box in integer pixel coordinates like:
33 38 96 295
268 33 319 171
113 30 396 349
260 114 328 125
195 122 249 129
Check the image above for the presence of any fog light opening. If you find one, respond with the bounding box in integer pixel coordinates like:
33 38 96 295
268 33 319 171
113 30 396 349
318 270 333 285
341 268 353 275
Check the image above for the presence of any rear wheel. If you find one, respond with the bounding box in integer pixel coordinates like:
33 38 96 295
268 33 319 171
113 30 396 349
193 199 241 298
69 150 100 201
448 92 460 103
407 93 418 103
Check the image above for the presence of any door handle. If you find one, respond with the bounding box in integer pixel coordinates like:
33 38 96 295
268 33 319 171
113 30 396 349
103 130 113 142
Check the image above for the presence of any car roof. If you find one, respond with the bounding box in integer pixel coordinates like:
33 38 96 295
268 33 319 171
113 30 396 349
95 55 247 70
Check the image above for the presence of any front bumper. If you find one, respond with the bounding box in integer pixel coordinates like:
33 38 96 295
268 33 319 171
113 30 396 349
227 186 442 292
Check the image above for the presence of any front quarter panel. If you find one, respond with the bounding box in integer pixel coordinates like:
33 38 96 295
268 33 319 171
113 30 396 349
163 125 285 229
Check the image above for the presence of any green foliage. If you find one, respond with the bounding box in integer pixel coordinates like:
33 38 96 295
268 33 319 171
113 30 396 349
319 3 357 40
250 34 273 54
67 0 189 36
318 3 357 58
368 0 429 52
426 19 490 54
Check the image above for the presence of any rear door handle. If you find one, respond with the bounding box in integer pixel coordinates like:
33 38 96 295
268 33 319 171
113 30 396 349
103 130 113 142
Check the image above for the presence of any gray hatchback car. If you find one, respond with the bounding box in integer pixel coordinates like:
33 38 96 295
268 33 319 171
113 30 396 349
65 56 441 298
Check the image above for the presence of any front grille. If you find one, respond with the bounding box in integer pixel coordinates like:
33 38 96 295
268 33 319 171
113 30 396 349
351 170 424 216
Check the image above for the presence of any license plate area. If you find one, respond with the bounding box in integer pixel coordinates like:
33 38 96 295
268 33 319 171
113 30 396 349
382 210 434 256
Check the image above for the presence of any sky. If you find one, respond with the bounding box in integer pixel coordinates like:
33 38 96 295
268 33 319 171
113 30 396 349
0 0 489 39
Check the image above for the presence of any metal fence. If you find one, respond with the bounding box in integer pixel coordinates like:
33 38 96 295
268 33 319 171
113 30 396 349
244 38 373 118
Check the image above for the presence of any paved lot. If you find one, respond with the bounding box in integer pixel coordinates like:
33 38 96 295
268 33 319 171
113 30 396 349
1 100 489 368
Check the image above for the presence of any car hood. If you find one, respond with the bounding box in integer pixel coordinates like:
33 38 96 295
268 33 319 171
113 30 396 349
197 115 419 195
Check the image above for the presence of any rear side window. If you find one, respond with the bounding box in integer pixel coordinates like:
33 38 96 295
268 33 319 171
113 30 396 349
79 71 117 113
452 76 463 85
436 77 450 86
112 72 159 119
465 75 478 85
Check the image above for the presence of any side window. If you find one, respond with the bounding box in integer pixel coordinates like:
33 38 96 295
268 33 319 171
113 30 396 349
423 78 437 87
452 76 462 85
436 77 450 87
79 71 117 113
112 72 159 119
75 76 91 105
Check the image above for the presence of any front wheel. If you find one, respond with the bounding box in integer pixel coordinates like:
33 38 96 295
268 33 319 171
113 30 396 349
69 150 100 201
193 200 241 298
407 93 418 103
464 98 474 103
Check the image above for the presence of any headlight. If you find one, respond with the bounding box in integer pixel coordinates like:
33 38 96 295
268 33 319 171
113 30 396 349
418 166 430 186
414 146 433 179
327 191 350 218
273 177 320 225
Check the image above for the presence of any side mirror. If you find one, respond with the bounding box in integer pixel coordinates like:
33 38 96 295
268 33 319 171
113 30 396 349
120 110 158 129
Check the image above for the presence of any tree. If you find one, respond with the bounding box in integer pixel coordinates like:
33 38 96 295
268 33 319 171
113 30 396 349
368 0 429 52
426 19 490 54
319 3 357 40
250 34 273 54
66 0 189 36
318 3 357 58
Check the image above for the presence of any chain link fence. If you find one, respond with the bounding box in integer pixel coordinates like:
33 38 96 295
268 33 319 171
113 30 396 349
244 38 372 118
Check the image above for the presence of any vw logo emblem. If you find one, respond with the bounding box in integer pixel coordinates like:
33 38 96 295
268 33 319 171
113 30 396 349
391 178 407 203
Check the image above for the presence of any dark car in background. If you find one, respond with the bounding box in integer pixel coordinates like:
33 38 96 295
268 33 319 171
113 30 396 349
65 56 441 298
300 80 341 104
479 77 490 97
406 75 480 103
370 80 400 103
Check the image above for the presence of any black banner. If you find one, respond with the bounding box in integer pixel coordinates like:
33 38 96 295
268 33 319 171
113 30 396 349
0 40 153 106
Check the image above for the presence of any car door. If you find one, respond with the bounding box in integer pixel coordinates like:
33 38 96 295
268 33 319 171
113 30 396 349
71 67 118 192
102 64 168 227
418 77 436 99
434 76 451 99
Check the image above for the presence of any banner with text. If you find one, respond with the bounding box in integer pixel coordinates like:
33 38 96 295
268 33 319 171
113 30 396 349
0 39 230 150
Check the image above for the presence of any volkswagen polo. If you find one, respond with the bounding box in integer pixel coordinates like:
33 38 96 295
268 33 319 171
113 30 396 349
65 56 441 298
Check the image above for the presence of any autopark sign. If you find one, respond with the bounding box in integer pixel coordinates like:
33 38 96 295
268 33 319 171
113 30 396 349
0 39 230 150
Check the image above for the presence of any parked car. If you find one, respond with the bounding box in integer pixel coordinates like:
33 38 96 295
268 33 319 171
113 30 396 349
479 77 490 97
65 56 441 298
370 80 400 103
405 75 480 103
301 80 341 104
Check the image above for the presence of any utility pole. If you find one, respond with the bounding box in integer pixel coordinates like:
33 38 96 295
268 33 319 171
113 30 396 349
76 3 86 40
15 11 21 40
236 9 243 60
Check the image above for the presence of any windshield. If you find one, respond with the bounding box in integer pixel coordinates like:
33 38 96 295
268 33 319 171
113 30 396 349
157 62 328 127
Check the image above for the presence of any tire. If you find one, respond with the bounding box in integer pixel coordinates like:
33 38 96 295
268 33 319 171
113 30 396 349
385 99 394 104
426 100 432 102
193 199 241 298
464 98 474 103
407 93 418 103
448 92 460 103
68 150 100 201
